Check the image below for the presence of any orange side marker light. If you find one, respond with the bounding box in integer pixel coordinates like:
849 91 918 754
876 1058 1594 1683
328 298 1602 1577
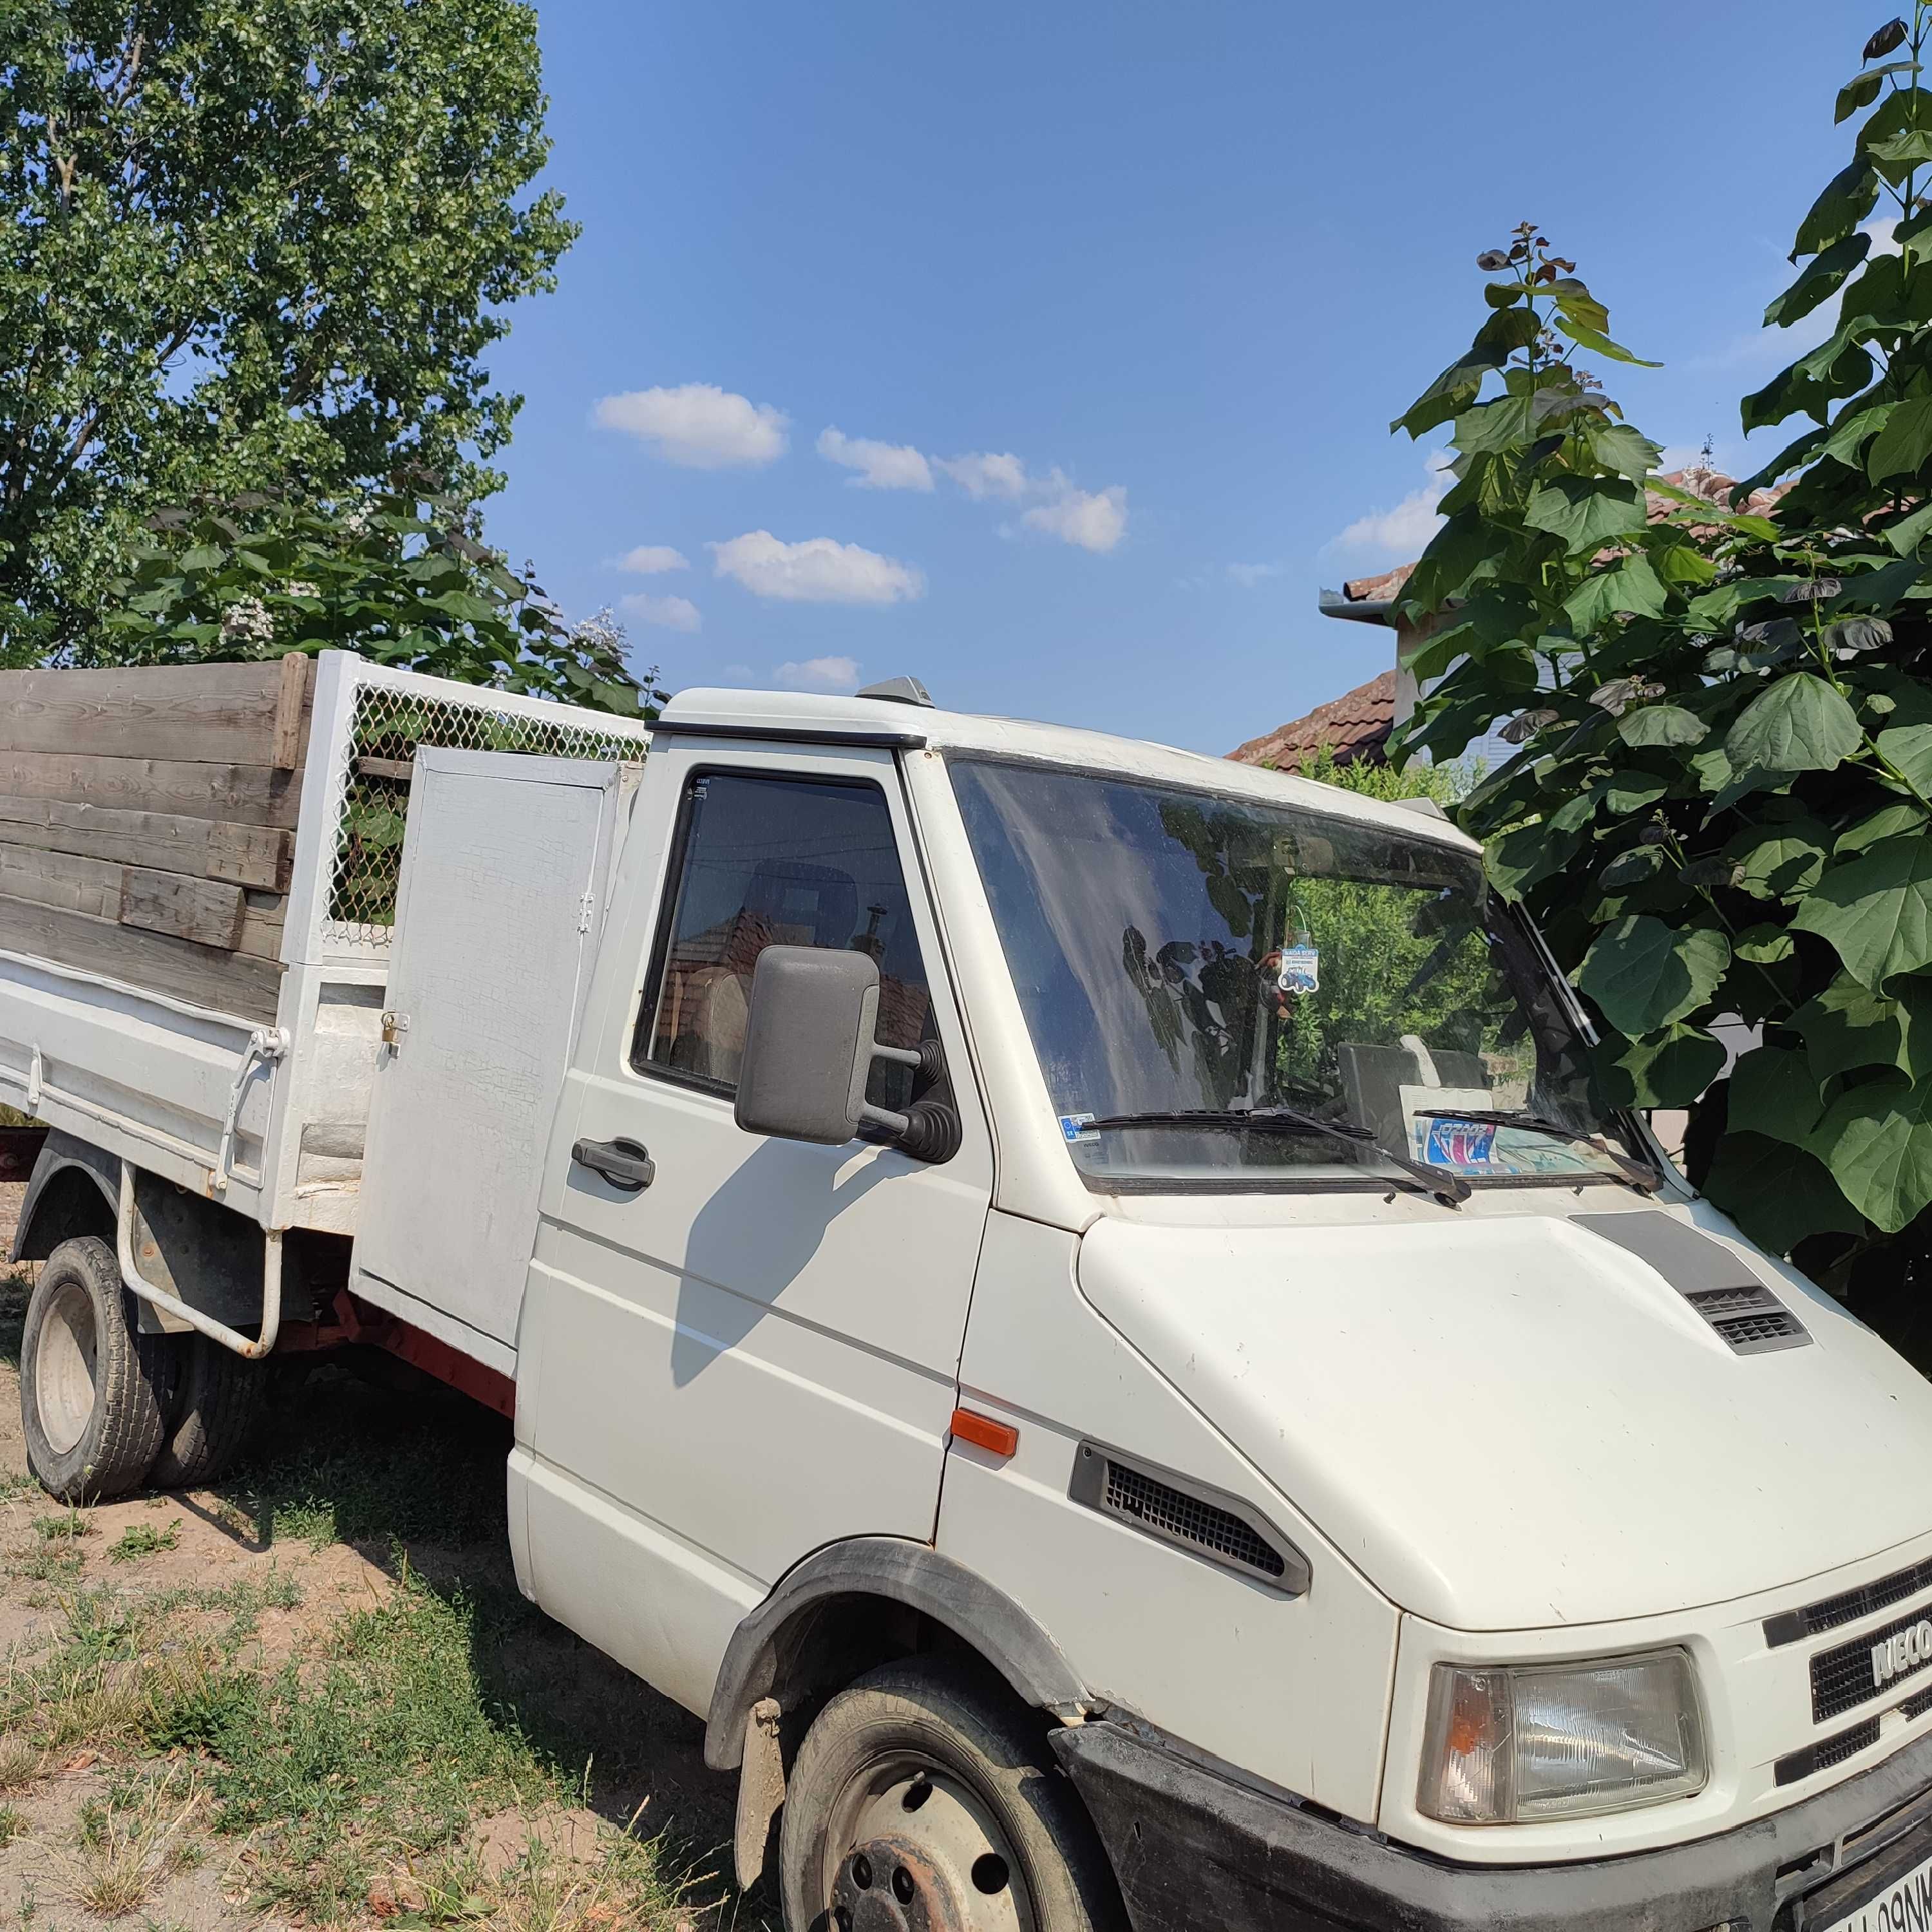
949 1406 1019 1459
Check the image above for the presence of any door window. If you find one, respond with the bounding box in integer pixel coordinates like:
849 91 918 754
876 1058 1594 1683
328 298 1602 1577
635 771 935 1109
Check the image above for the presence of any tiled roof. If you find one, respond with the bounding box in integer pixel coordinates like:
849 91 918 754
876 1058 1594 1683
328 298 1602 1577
1227 671 1395 771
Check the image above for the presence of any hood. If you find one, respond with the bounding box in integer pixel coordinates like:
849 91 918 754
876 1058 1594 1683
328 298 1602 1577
1079 1206 1932 1631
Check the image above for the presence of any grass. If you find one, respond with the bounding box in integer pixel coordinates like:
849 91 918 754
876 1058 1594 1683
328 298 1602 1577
108 1522 180 1564
0 1806 22 1848
33 1510 95 1542
55 1765 204 1918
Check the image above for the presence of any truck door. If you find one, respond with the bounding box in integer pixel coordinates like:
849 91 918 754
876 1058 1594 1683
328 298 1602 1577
514 738 994 1707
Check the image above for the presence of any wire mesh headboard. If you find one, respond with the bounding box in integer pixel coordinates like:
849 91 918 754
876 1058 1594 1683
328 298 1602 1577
318 661 653 952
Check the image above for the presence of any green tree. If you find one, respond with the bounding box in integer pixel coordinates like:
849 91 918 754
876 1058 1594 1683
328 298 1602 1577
0 0 575 661
1384 9 1932 1345
102 487 659 717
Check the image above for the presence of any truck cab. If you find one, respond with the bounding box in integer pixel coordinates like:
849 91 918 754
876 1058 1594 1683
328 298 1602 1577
15 659 1932 1932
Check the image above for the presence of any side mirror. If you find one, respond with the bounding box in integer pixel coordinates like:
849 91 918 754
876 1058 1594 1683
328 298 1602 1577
734 945 958 1161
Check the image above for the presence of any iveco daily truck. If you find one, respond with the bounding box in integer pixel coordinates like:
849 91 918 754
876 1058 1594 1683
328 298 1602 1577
9 650 1932 1932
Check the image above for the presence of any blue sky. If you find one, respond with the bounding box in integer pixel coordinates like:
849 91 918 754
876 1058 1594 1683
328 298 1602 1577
485 1 1869 755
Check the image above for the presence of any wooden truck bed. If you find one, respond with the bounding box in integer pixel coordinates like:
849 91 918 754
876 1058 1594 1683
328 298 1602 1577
0 652 650 1240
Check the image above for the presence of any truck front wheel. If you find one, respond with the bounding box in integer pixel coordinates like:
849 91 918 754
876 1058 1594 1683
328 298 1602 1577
19 1236 170 1504
779 1658 1122 1932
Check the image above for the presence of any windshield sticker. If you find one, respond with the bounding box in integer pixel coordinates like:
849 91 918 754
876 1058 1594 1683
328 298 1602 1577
1277 945 1320 994
1419 1117 1500 1170
1059 1112 1098 1142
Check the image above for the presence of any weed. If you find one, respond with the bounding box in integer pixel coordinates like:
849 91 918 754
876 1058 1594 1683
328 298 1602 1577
108 1522 180 1564
6 1541 81 1585
56 1765 204 1918
0 1731 37 1789
0 1470 35 1502
0 1805 23 1848
32 1510 94 1542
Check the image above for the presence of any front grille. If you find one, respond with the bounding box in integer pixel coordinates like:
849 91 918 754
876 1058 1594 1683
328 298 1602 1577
1104 1463 1285 1577
1068 1442 1310 1594
1777 1718 1882 1787
1815 1604 1932 1722
1767 1558 1932 1648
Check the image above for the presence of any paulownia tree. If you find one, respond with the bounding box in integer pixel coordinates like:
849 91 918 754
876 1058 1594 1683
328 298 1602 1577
1387 8 1932 1352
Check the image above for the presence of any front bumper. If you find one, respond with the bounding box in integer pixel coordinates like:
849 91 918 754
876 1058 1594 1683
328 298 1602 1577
1053 1716 1932 1932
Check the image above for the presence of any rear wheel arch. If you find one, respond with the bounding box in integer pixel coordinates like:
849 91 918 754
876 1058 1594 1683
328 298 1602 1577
703 1538 1090 1776
12 1133 118 1263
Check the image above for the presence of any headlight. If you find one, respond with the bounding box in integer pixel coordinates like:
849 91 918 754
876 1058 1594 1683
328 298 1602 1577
1419 1649 1707 1824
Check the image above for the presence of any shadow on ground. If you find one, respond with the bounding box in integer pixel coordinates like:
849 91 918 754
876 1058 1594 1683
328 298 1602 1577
214 1358 761 1920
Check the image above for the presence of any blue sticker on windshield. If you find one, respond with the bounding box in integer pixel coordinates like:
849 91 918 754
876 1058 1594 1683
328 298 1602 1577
1060 1112 1097 1142
1277 945 1320 994
1421 1118 1499 1168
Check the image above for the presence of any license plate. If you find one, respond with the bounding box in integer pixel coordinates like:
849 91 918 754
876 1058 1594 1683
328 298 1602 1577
1821 1845 1932 1932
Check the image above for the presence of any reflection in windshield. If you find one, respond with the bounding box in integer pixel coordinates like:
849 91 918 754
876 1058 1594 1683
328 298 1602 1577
948 758 1649 1192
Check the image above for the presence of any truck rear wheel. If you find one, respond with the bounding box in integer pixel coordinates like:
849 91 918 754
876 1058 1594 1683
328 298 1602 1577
151 1334 266 1490
19 1236 170 1504
779 1658 1122 1932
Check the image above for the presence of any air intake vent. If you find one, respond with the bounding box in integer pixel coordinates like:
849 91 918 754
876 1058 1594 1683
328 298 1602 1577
1765 1556 1932 1647
1070 1443 1309 1595
1574 1212 1811 1355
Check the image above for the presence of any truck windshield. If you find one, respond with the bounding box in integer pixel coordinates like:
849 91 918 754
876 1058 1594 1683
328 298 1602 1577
948 757 1653 1193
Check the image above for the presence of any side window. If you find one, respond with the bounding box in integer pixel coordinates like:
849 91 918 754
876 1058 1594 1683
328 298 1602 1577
634 771 936 1108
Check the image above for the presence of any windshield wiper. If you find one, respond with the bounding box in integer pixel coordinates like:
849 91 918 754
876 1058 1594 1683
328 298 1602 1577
1081 1106 1471 1207
1411 1109 1662 1191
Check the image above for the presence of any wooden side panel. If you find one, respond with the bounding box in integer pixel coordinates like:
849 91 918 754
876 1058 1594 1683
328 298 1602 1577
0 656 321 1018
0 659 313 766
118 867 247 950
0 795 292 890
0 751 303 828
0 895 282 1022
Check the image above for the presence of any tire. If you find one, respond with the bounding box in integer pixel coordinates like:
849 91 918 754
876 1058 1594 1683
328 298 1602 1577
779 1658 1124 1932
19 1236 171 1504
149 1333 267 1489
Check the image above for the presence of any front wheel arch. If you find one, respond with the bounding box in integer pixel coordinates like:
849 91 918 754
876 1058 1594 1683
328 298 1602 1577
703 1538 1091 1776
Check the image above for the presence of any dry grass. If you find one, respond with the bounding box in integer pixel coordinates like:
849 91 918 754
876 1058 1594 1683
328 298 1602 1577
0 1730 37 1790
52 1764 205 1918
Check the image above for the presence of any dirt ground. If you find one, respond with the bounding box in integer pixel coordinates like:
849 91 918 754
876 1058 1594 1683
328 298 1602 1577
0 1183 770 1931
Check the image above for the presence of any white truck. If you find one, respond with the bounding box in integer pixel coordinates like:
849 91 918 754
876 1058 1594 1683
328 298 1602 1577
10 649 1932 1932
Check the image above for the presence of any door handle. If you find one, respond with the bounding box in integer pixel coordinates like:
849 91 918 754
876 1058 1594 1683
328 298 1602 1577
572 1136 656 1192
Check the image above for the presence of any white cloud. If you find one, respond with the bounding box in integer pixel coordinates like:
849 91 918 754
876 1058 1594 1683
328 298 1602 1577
1021 478 1128 553
613 544 689 575
1226 562 1283 587
1327 450 1453 557
593 383 789 469
708 531 925 605
776 655 863 692
817 427 934 491
620 591 702 633
934 451 1030 500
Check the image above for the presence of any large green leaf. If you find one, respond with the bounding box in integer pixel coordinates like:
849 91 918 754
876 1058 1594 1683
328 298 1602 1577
1700 1133 1865 1253
1766 231 1872 327
1839 800 1929 853
1724 674 1862 776
1607 1025 1727 1109
1792 837 1932 987
1723 821 1829 898
1453 393 1537 456
1486 819 1582 901
1876 720 1932 791
1618 703 1707 748
1565 555 1666 629
1577 916 1730 1034
1586 422 1662 481
1728 1044 1826 1150
1792 160 1880 257
1868 393 1932 482
1810 1076 1932 1233
1522 477 1647 553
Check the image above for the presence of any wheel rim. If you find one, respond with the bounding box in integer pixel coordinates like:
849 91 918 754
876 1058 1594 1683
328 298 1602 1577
822 1751 1033 1932
35 1278 97 1456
